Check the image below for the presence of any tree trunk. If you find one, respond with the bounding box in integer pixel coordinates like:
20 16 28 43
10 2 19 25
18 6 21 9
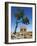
14 22 18 34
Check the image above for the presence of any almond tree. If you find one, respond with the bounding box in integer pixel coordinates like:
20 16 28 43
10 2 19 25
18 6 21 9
14 8 30 34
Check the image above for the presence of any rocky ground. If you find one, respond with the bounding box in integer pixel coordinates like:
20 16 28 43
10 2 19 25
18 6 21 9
11 32 32 39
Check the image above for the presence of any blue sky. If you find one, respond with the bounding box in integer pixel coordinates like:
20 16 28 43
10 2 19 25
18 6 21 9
11 7 32 32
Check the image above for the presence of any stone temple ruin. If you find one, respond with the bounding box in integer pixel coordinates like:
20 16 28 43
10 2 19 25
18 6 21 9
11 26 32 39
